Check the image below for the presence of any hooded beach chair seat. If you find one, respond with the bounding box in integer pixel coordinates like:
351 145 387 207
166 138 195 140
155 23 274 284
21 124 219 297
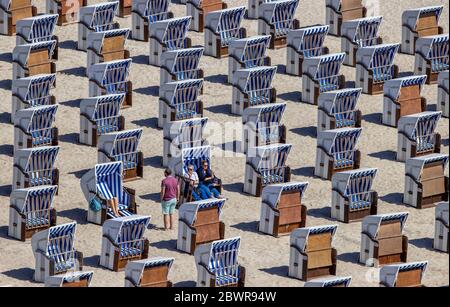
331 168 378 223
15 14 59 52
404 154 449 209
149 16 192 66
232 66 277 115
78 2 119 51
160 47 204 88
341 16 383 66
401 6 444 55
325 0 366 36
317 88 362 132
13 146 59 191
45 270 93 287
31 222 83 282
14 104 58 150
258 0 300 49
178 199 226 254
100 215 150 271
9 185 57 241
289 225 338 281
302 53 346 105
158 79 203 128
194 237 245 287
286 25 330 76
204 6 246 58
434 202 448 253
437 70 448 118
0 0 36 35
88 59 132 108
244 143 292 196
12 40 56 80
360 212 408 267
131 0 172 41
98 128 144 181
380 261 427 287
80 161 138 225
46 0 87 26
187 0 227 33
382 75 427 127
87 28 130 71
315 127 362 180
259 181 308 237
304 276 352 287
414 34 449 84
125 257 174 287
79 94 125 147
397 111 442 162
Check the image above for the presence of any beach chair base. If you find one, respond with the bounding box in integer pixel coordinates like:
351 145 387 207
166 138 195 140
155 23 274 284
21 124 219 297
289 247 338 281
356 64 399 95
178 220 225 254
404 173 449 209
302 75 346 105
331 191 378 223
315 149 361 181
228 56 271 84
397 134 441 162
158 100 204 129
232 87 277 116
34 251 83 283
12 168 60 192
380 268 425 287
382 97 427 128
88 81 133 109
434 216 449 253
317 109 362 132
100 238 149 272
197 266 246 287
9 208 57 241
116 0 132 17
259 200 307 237
242 125 286 155
0 3 37 36
244 164 291 197
415 55 443 85
204 28 246 59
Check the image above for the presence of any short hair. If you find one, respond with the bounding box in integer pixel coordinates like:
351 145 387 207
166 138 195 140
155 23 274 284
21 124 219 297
187 164 194 169
164 168 172 176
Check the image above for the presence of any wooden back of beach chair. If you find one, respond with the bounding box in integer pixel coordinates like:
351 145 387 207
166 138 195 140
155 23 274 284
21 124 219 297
140 265 170 287
11 0 34 29
28 49 52 75
306 232 333 269
398 84 422 117
422 161 446 198
417 12 439 37
340 0 364 21
377 220 403 259
396 269 422 287
194 206 221 244
278 190 302 226
102 35 126 62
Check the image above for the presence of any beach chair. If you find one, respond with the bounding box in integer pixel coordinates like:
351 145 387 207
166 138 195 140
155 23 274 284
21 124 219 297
125 257 174 287
244 143 292 197
79 94 125 147
380 261 427 287
178 199 226 254
14 105 58 150
158 79 203 129
87 28 130 71
46 0 87 25
88 59 132 108
232 66 277 115
286 25 329 76
325 0 366 36
45 271 93 287
204 7 246 58
187 0 226 32
401 6 444 55
317 88 362 132
304 276 352 287
434 202 448 253
163 117 208 167
341 16 383 66
259 182 308 237
31 222 83 282
100 215 150 271
78 2 120 51
110 0 131 17
360 212 409 267
289 225 338 281
414 35 449 85
9 185 57 241
356 43 400 95
131 0 172 41
13 146 59 191
382 75 427 127
302 53 346 105
247 0 269 20
12 41 56 80
149 16 192 67
11 74 56 123
397 111 442 162
404 154 449 209
331 168 378 223
0 0 36 35
194 237 245 287
315 128 362 180
15 15 58 55
242 103 286 154
437 71 448 118
80 161 138 225
258 0 300 49
160 48 204 88
97 129 143 181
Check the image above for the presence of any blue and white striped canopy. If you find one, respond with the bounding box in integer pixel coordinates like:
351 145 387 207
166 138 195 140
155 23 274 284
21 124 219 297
327 88 362 115
209 236 241 269
14 185 57 214
397 261 428 272
366 43 400 69
344 168 377 196
292 25 329 55
159 17 191 50
408 111 442 139
84 2 118 31
61 271 94 284
100 59 132 84
310 53 345 79
135 0 169 21
235 35 271 65
329 128 362 154
181 145 210 173
115 216 151 244
143 257 174 269
254 143 292 170
21 105 58 133
321 276 352 287
21 146 60 172
342 16 382 46
308 224 338 235
379 212 409 230
167 79 203 105
92 94 124 120
13 40 57 66
241 66 277 92
162 48 204 77
17 14 58 43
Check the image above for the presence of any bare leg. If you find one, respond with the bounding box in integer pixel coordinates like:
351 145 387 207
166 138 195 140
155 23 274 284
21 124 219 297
169 214 174 230
164 214 170 230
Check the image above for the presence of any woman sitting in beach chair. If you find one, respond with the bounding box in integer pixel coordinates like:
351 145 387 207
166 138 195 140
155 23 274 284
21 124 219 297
197 160 223 199
0 0 37 36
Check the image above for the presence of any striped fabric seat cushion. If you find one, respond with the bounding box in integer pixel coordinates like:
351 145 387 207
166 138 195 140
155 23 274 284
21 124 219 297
373 72 393 82
349 200 371 211
335 118 355 128
120 246 142 257
215 274 239 287
98 125 119 135
417 142 434 152
431 62 449 72
54 260 75 273
106 204 133 218
26 217 49 227
334 158 354 168
262 174 284 185
30 177 53 186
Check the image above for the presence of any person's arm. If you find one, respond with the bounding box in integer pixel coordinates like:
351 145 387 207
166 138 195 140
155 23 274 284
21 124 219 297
160 183 165 202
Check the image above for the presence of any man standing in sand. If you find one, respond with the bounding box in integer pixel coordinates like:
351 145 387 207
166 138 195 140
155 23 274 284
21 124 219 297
160 168 179 230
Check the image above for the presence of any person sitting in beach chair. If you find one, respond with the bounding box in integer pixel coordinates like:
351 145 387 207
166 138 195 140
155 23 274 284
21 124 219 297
197 160 223 199
414 34 449 85
0 0 37 36
12 40 57 80
438 71 448 118
380 261 428 287
183 164 209 201
434 202 448 253
45 271 93 287
325 0 366 36
46 0 87 26
131 0 173 41
125 257 174 287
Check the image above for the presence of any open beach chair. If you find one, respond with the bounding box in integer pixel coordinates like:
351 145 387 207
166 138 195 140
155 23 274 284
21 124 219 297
187 0 226 33
0 0 36 35
438 70 448 118
325 0 366 36
178 199 226 254
9 185 57 241
45 271 93 287
125 257 174 287
12 40 56 80
160 47 204 88
380 261 427 287
414 35 449 84
259 182 308 237
46 0 87 26
304 276 352 287
289 225 338 281
87 28 130 71
194 237 245 287
434 202 448 253
131 0 172 41
100 215 150 271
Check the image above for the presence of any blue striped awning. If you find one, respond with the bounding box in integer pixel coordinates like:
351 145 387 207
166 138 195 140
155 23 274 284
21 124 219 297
23 74 56 102
160 17 191 50
368 44 400 69
209 237 241 267
26 105 58 132
25 146 59 172
116 216 151 243
102 28 130 39
182 145 210 173
322 277 352 287
197 199 225 217
48 222 76 240
143 257 174 269
422 154 449 166
400 75 428 88
62 271 94 283
308 224 338 235
344 168 377 196
244 66 277 92
89 2 118 30
21 14 58 43
297 25 329 54
380 212 409 225
268 0 299 36
239 35 271 65
280 182 309 193
397 261 428 272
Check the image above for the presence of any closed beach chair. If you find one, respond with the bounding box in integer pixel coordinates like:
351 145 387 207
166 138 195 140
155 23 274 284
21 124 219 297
194 237 245 287
45 271 93 287
160 47 204 88
97 128 144 181
187 0 227 32
404 154 449 209
100 215 150 271
434 202 448 253
112 0 132 17
247 0 271 20
131 0 172 41
286 25 329 76
437 71 448 118
315 127 362 180
259 181 308 237
414 35 449 84
12 41 56 80
380 261 427 287
87 28 130 71
0 0 36 35
360 212 409 267
325 0 366 36
178 199 226 254
289 225 338 281
331 168 378 223
304 276 352 287
46 0 87 26
9 185 57 241
125 257 174 287
31 222 83 282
